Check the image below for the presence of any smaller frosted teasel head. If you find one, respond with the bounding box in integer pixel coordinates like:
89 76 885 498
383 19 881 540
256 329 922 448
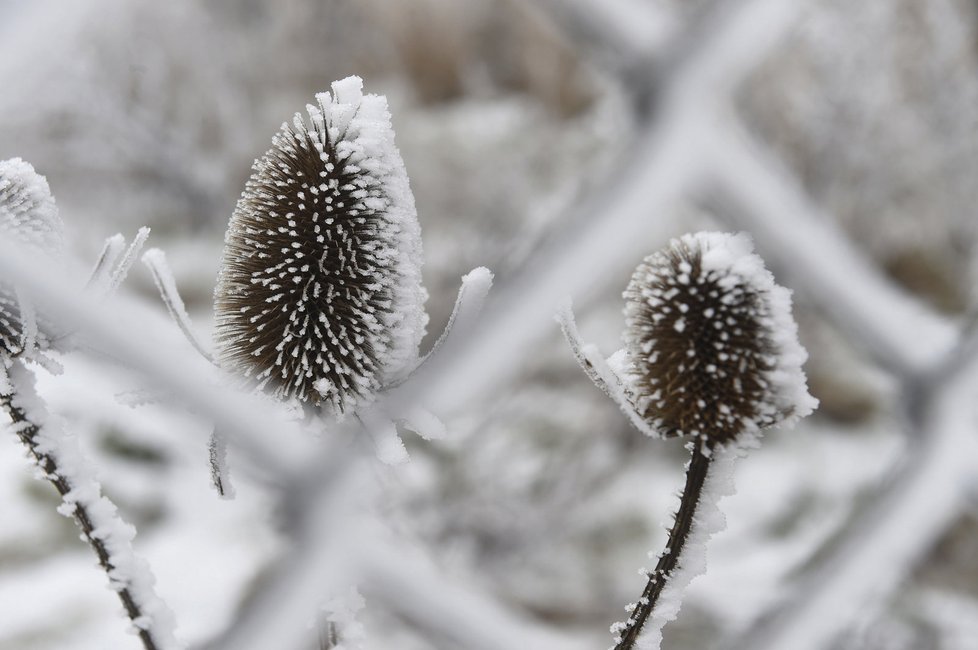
622 232 816 445
0 158 64 358
214 76 428 415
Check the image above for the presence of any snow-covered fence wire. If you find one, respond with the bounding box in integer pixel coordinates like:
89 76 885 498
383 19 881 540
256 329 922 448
2 0 978 648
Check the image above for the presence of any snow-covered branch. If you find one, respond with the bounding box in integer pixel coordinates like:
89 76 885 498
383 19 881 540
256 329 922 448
1 362 180 650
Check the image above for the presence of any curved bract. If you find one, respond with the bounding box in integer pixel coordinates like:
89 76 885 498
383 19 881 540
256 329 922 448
214 76 427 414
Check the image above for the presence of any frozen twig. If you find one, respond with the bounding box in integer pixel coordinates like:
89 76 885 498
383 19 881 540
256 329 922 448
1 362 180 650
614 443 739 650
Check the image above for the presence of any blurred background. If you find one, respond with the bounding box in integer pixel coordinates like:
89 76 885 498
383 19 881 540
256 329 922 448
1 0 978 648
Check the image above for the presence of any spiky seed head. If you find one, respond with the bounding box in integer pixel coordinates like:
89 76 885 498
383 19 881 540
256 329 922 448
214 76 428 414
623 232 816 445
0 158 63 358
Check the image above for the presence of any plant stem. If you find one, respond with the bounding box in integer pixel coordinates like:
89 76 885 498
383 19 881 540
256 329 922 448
614 436 713 650
1 389 161 650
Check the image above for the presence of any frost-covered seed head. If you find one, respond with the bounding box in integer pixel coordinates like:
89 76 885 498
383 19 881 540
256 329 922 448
623 232 816 444
214 77 427 414
0 158 63 358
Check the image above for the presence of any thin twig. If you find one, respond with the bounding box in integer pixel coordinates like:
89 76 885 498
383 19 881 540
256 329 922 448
1 376 166 650
613 436 713 649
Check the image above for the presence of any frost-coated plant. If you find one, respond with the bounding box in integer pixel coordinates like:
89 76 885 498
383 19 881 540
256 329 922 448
213 76 428 415
0 159 179 650
131 76 491 645
560 231 816 650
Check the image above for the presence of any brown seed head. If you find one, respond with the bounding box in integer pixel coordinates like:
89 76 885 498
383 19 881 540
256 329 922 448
623 232 815 444
213 78 427 414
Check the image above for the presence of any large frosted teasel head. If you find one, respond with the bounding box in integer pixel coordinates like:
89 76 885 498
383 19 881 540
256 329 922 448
622 232 816 445
0 158 64 358
214 77 428 414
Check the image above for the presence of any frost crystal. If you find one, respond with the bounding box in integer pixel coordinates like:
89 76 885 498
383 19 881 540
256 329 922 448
214 76 427 414
0 158 64 358
622 232 816 443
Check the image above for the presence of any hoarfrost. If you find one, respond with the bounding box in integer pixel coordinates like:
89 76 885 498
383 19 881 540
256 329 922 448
631 445 741 650
214 76 428 415
3 362 182 649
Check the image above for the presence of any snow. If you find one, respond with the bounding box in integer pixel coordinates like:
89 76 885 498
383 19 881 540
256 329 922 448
400 406 447 441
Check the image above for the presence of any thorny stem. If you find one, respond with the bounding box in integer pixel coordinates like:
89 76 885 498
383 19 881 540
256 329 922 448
614 436 713 650
0 388 161 650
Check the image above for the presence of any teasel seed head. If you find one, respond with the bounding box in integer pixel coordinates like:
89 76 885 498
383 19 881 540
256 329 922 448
623 232 816 445
0 158 64 359
214 77 428 414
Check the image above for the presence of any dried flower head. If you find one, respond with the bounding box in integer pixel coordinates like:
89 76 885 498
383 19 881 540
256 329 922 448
214 77 428 414
623 232 815 445
0 158 63 358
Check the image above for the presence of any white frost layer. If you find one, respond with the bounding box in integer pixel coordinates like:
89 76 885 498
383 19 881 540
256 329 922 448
555 301 661 438
142 247 212 361
692 231 817 427
632 444 742 650
622 231 817 437
314 76 429 384
5 362 183 649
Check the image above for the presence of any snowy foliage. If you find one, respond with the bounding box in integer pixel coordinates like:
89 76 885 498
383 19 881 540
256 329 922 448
214 76 427 415
622 232 816 444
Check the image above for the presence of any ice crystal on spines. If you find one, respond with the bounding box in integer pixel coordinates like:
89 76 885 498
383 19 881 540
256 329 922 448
0 158 63 358
623 232 814 444
214 77 427 414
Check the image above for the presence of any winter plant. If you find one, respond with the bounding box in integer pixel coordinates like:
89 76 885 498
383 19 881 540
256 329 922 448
1 72 818 649
559 232 817 649
189 75 489 642
0 158 178 650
